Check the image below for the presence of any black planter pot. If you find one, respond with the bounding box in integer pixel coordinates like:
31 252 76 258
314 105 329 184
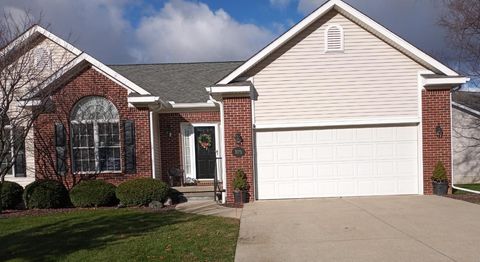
233 190 249 204
233 190 242 204
432 181 449 195
242 190 249 203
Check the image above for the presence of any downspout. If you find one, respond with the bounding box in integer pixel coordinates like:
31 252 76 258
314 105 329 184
149 111 156 179
207 89 227 204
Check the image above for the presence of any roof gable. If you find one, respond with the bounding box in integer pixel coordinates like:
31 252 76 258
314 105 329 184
1 25 81 56
36 53 152 96
217 0 458 85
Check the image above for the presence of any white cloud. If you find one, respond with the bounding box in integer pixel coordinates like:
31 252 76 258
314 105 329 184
132 0 275 63
0 0 275 63
1 0 136 63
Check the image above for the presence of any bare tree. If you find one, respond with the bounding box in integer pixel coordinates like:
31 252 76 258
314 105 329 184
0 8 72 190
440 0 480 85
33 85 113 190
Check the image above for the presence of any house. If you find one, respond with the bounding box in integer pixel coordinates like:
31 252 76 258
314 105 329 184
452 91 480 184
3 0 469 203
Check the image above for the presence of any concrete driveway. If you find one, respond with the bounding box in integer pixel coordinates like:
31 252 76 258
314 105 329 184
235 196 480 262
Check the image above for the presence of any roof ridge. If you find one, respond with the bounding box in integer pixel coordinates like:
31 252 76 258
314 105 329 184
108 60 245 66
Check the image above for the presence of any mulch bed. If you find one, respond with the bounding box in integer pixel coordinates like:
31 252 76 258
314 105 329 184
0 205 177 219
446 194 480 205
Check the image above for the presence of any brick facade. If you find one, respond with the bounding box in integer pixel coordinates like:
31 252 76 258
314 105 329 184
34 67 152 188
422 88 452 194
158 111 220 181
223 97 254 203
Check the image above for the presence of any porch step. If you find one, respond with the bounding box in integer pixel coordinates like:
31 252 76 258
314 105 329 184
172 186 214 193
171 186 222 202
183 192 216 201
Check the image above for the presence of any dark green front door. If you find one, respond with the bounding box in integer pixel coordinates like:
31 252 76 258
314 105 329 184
194 126 216 179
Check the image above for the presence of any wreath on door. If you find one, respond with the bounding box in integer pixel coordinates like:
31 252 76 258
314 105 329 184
198 133 212 149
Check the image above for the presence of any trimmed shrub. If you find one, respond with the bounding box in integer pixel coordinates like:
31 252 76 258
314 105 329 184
70 180 118 208
116 178 170 206
432 161 448 182
23 180 70 209
1 181 24 210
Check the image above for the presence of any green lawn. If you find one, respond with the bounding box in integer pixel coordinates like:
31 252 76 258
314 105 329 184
0 209 239 262
453 184 480 194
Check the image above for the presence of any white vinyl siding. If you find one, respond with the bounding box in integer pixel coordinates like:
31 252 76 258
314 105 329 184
246 11 426 126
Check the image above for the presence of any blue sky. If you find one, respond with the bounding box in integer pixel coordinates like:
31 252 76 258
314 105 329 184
1 0 454 67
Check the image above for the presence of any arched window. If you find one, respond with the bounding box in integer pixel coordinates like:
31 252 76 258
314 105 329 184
71 96 121 173
325 24 344 52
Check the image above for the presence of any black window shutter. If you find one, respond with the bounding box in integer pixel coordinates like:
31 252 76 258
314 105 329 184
13 127 26 177
124 120 136 174
55 123 67 174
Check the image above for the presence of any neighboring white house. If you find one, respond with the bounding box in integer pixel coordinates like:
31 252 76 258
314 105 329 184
452 91 480 184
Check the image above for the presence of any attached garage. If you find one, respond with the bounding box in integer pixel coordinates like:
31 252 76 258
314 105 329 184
256 125 420 200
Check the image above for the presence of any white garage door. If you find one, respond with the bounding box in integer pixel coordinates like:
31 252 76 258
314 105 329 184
256 125 419 200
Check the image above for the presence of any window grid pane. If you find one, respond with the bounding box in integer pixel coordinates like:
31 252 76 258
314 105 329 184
72 123 96 173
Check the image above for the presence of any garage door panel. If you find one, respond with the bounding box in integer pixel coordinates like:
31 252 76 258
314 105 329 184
375 128 396 141
336 145 354 160
298 165 315 178
356 144 374 159
397 159 418 175
357 162 374 177
298 148 315 161
315 146 335 160
316 129 335 142
397 126 418 140
256 125 419 200
278 165 295 179
396 141 418 157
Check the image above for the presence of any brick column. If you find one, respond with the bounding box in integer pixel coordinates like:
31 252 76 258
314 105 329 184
223 97 254 203
422 88 452 194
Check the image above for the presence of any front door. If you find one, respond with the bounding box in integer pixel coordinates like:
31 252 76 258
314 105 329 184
194 126 216 179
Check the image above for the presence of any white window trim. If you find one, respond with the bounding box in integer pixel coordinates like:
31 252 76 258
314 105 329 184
324 24 344 52
181 123 221 181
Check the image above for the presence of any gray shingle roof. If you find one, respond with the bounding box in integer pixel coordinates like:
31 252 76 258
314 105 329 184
453 91 480 112
109 61 243 103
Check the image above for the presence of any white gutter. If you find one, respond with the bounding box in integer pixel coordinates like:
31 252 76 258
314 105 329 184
168 101 216 109
128 96 161 103
422 76 470 88
208 85 251 95
206 87 227 204
149 111 156 179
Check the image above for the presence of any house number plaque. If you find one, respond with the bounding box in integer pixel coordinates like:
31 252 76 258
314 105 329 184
232 147 245 157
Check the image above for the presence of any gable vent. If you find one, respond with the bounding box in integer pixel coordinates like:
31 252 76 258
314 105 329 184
325 25 344 52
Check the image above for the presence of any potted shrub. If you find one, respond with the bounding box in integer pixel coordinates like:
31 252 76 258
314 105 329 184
431 161 448 195
233 169 248 203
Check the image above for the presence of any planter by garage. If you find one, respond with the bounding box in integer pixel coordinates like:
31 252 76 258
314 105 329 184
432 181 449 196
233 190 249 204
431 161 449 196
233 169 249 204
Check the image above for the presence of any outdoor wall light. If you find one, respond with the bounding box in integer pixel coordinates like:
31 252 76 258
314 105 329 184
165 126 173 138
235 133 243 145
435 124 443 138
